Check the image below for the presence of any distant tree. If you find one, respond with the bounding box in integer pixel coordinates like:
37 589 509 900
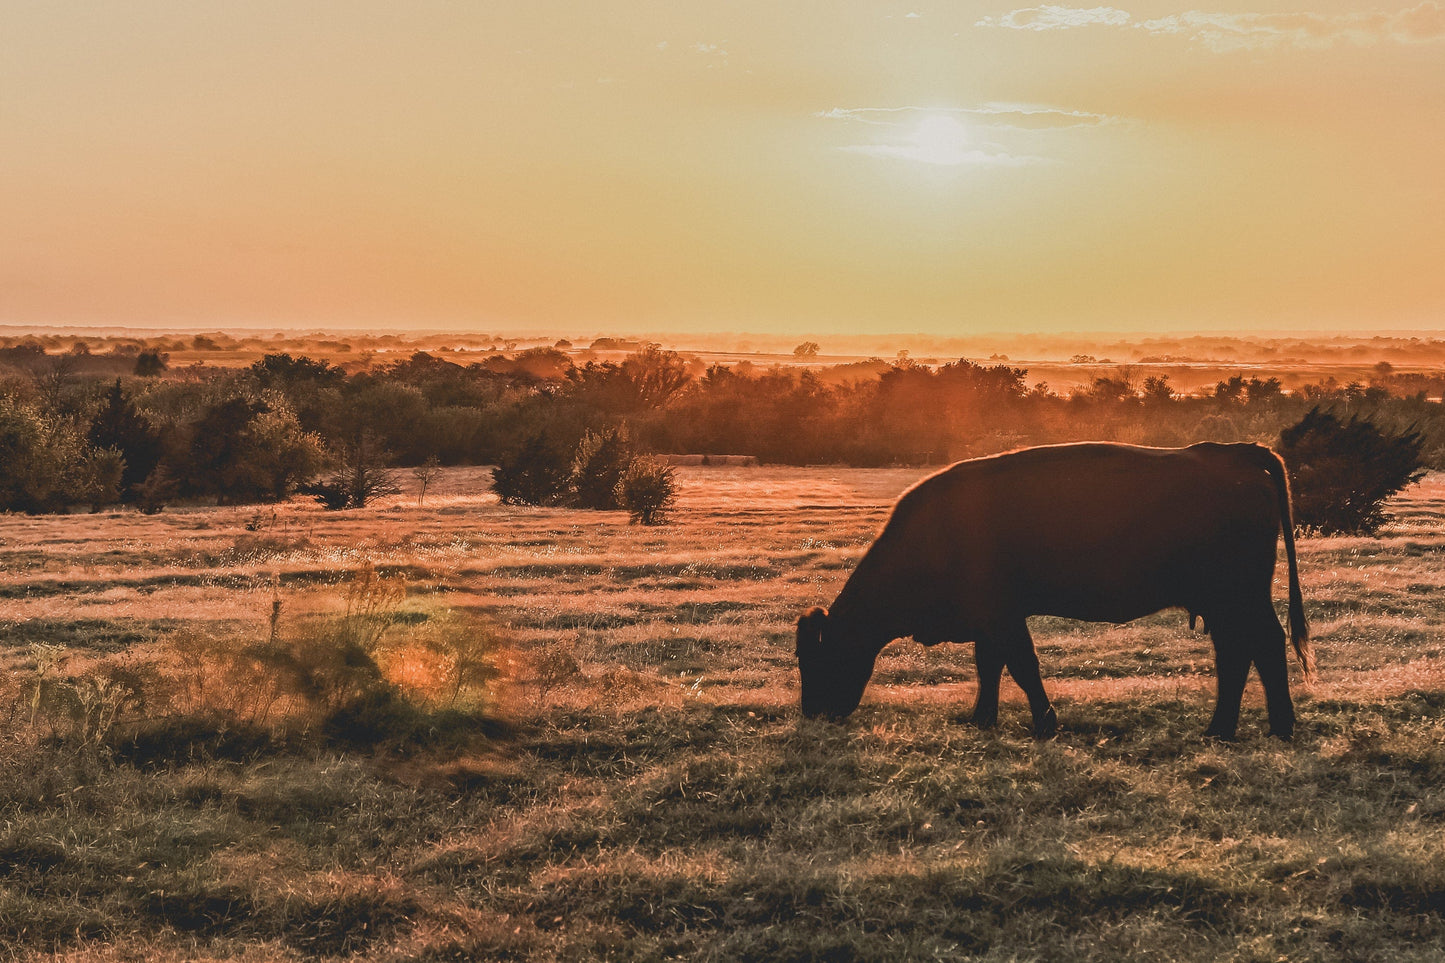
29 353 76 415
1141 375 1175 405
88 380 163 501
491 434 573 506
1278 408 1426 535
249 352 344 391
563 346 693 415
0 396 119 512
305 430 398 510
173 397 324 503
133 349 169 376
412 455 441 506
793 341 820 359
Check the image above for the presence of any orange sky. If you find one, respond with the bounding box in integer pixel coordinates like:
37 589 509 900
3 1 1443 335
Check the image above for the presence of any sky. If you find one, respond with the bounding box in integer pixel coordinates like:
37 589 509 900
3 1 1444 336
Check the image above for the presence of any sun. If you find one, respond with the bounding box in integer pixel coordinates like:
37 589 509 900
907 113 973 165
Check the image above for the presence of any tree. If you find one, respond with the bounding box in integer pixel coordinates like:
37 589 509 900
305 431 398 509
0 397 119 513
615 456 677 525
1278 408 1425 535
1141 375 1174 405
133 349 169 376
570 425 633 510
412 455 441 506
793 341 820 359
491 434 574 506
88 380 163 501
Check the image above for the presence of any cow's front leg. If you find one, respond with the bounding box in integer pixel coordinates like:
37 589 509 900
971 639 1005 729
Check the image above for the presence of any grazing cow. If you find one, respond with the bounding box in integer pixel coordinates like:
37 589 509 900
795 442 1313 739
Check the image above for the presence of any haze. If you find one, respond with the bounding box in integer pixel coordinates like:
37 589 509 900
4 1 1443 334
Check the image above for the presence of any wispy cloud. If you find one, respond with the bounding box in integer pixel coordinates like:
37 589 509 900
977 1 1445 51
819 104 1116 130
977 5 1130 30
819 104 1117 166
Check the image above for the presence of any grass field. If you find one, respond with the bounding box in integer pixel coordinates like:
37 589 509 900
2 465 1444 961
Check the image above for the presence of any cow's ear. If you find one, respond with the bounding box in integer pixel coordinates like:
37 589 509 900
796 607 828 653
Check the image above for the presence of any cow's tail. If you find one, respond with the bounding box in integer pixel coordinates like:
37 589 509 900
1256 444 1314 683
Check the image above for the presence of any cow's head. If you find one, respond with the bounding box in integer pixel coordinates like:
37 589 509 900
795 607 876 719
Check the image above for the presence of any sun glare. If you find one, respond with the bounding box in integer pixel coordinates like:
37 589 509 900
908 113 972 165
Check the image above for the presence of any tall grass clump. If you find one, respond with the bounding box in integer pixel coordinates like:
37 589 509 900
3 563 510 765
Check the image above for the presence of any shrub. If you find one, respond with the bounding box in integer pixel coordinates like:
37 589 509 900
303 431 397 509
1278 407 1426 535
491 433 574 506
571 425 633 509
615 456 677 525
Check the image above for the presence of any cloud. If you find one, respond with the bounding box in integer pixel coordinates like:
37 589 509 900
818 104 1116 130
976 5 1130 30
977 1 1445 50
819 104 1114 166
839 144 1040 166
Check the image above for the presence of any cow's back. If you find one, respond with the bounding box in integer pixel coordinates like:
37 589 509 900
842 443 1283 635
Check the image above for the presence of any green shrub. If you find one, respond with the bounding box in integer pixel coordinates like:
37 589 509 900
571 425 633 509
615 456 677 525
1278 407 1425 535
491 433 574 506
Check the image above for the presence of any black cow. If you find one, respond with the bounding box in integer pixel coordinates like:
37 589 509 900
796 442 1313 739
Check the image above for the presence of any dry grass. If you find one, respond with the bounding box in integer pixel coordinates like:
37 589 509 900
3 466 1445 961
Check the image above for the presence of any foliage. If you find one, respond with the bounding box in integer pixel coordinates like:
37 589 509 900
1279 407 1426 535
175 397 325 504
570 424 634 509
303 430 397 510
88 380 163 500
0 396 121 513
615 455 677 525
132 348 168 376
491 432 575 506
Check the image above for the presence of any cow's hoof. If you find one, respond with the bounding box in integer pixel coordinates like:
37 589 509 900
1202 725 1237 742
971 711 998 730
1032 708 1058 740
1268 726 1295 741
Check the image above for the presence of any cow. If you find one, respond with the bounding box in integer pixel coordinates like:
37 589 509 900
795 442 1313 739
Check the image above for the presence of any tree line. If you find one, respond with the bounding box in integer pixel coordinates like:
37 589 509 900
0 345 1434 530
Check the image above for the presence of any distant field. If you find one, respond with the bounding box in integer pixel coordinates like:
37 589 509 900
3 466 1444 961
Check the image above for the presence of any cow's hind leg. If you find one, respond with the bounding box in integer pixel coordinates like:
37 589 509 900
1203 608 1258 740
1204 599 1295 740
1001 622 1057 739
1251 605 1295 740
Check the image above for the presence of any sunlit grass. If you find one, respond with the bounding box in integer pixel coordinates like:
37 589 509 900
2 466 1445 960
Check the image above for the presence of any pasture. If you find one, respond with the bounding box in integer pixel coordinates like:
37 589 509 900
2 465 1444 961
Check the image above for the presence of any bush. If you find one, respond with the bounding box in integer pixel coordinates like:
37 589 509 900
491 433 576 506
615 456 677 525
1278 407 1426 535
571 425 633 509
